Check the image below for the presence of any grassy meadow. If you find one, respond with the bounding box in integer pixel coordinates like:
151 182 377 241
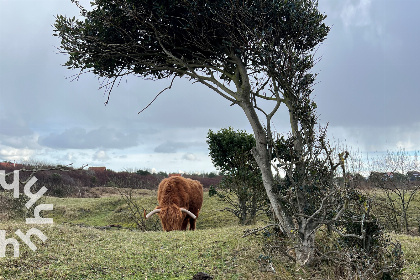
0 189 419 279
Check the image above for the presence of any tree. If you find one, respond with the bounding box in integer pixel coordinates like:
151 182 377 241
273 118 352 265
270 127 404 276
207 127 268 225
54 0 330 265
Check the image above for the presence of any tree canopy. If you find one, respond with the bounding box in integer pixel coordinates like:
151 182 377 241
207 127 257 173
55 0 329 104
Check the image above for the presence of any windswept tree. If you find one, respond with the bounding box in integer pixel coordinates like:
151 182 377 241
54 0 330 265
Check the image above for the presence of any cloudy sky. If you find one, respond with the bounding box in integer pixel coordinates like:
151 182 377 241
0 0 419 173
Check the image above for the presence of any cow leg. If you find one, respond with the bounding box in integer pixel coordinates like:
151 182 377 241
181 217 189 230
189 218 196 230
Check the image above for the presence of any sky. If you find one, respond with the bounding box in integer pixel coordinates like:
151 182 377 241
0 0 419 173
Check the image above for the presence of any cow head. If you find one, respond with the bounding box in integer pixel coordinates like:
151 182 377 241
145 204 197 231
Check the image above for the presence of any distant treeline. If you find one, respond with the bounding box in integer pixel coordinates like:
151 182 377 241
1 162 418 198
0 164 222 197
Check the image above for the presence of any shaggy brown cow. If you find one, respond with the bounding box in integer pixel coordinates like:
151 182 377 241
145 176 203 231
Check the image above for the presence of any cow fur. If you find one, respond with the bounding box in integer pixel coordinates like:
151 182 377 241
149 176 203 231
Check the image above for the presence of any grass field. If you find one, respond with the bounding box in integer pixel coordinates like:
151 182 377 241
369 189 420 233
0 190 419 279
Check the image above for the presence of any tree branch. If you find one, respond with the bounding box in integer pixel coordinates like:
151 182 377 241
148 22 239 104
138 76 176 114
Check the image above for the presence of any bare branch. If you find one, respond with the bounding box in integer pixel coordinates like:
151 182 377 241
138 76 176 114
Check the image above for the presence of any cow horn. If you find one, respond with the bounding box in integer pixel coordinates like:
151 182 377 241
145 208 161 219
180 208 197 219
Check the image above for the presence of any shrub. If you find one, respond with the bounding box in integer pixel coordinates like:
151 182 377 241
0 191 27 220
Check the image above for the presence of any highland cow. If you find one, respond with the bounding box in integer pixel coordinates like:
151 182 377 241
145 176 203 231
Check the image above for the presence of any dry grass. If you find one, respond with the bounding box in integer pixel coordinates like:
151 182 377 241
391 233 420 280
89 187 157 197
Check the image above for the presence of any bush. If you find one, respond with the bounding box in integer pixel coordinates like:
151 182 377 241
318 192 404 279
207 128 269 225
0 191 27 220
246 190 404 279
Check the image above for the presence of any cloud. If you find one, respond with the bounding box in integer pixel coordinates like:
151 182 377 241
153 139 207 154
328 122 420 153
340 0 372 27
0 148 34 162
39 127 139 149
92 150 110 162
0 117 33 140
56 152 77 163
154 141 189 153
182 153 197 161
0 134 40 149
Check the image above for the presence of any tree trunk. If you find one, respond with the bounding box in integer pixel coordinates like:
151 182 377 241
296 229 316 266
239 99 293 235
239 196 247 225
